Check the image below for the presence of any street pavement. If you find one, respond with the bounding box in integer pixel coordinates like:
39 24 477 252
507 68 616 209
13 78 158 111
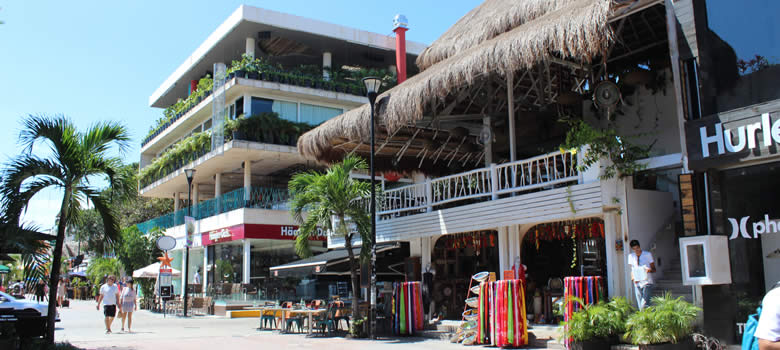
55 299 547 350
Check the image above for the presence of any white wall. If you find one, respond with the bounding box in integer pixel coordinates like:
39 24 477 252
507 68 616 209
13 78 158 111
624 177 676 282
762 231 780 291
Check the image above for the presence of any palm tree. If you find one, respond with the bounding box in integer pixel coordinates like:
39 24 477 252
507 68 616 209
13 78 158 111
289 155 373 320
0 115 129 343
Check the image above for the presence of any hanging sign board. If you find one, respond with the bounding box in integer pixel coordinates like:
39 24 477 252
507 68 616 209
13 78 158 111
185 216 196 247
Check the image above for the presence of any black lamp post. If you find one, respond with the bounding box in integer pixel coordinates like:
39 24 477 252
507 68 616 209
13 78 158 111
183 168 196 317
362 76 382 340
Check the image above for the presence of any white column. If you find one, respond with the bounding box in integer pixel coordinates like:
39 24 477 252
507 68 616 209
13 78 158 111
244 159 252 202
604 212 622 299
507 225 521 266
322 52 332 80
243 94 252 117
203 246 209 293
408 238 422 257
507 72 516 162
420 236 432 271
243 240 251 284
174 192 180 212
215 172 222 213
498 227 510 274
245 37 256 58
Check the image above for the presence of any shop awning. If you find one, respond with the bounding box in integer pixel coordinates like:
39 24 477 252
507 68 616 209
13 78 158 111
269 243 401 278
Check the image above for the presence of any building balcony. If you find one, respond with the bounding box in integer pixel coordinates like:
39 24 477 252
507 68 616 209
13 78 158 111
141 75 365 154
137 185 290 233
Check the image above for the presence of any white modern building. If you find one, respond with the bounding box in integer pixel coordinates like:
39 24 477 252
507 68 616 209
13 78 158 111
136 5 424 307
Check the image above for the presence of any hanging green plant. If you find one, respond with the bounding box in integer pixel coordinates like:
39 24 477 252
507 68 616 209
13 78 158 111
560 120 651 179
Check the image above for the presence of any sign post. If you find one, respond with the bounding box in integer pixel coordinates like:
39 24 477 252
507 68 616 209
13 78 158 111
156 235 176 318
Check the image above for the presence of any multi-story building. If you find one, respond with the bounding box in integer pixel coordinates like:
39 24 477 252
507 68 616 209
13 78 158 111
136 5 424 306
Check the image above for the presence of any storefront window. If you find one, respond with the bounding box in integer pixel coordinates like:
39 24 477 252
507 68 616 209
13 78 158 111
212 242 243 284
700 1 780 114
250 97 297 121
300 104 342 125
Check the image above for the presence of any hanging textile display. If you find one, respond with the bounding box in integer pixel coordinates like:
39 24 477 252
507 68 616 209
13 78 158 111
392 281 424 335
475 279 527 347
526 218 605 250
563 276 605 349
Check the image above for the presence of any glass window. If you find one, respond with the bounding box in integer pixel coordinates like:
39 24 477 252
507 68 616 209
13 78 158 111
701 1 780 114
235 97 244 117
272 101 298 122
251 97 297 121
300 103 342 125
203 119 212 131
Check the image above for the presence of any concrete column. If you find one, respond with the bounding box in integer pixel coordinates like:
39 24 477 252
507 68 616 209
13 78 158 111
203 246 209 293
322 52 332 80
507 225 521 267
243 94 252 117
243 240 251 284
497 227 510 274
604 212 623 299
408 237 422 257
245 37 256 58
420 236 432 272
483 115 492 166
244 160 252 202
215 173 222 213
174 192 180 212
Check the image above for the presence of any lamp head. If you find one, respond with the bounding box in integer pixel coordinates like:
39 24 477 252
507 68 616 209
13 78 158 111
184 168 196 183
362 76 382 105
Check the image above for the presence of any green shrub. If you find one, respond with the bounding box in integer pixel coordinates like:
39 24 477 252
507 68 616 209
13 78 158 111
560 297 635 342
624 293 700 345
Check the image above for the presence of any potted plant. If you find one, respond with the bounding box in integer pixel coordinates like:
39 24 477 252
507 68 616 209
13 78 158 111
624 293 700 350
561 297 633 350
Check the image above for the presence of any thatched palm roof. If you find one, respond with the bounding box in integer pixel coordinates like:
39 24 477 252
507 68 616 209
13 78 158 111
298 0 613 162
416 0 585 71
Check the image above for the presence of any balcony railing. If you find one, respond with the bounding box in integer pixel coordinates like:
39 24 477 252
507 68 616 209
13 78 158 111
376 149 579 219
137 186 290 233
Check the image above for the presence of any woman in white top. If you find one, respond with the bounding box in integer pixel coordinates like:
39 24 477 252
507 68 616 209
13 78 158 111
56 277 67 307
119 279 138 333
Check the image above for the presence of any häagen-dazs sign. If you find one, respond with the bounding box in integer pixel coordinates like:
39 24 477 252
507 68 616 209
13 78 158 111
685 105 780 169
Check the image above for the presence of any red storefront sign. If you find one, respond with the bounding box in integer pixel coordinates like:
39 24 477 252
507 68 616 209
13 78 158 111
201 224 326 246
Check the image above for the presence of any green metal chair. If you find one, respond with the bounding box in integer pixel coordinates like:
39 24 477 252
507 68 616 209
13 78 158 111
313 303 338 335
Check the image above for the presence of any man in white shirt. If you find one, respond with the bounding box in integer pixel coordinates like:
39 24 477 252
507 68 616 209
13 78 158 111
193 268 201 285
627 240 656 310
96 275 120 334
756 284 780 350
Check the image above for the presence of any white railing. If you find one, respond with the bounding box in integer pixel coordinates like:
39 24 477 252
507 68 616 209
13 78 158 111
377 149 580 219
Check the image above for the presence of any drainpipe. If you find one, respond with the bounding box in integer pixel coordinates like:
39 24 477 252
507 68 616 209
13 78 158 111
393 15 409 84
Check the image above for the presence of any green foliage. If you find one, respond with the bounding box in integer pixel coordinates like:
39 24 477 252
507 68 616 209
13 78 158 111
138 113 313 188
116 225 162 275
350 316 368 338
561 120 650 179
85 258 122 288
288 155 376 319
145 75 214 141
624 293 700 345
560 297 635 342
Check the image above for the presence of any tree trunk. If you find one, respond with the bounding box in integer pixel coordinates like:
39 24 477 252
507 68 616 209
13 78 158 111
344 231 361 322
46 187 71 344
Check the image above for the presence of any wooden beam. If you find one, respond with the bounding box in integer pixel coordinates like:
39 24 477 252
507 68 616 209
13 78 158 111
607 40 667 63
507 71 516 162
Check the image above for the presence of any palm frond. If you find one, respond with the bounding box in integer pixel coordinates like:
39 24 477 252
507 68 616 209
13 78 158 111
80 120 131 156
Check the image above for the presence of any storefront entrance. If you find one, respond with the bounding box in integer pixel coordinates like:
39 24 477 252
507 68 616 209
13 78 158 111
431 230 499 320
520 218 607 323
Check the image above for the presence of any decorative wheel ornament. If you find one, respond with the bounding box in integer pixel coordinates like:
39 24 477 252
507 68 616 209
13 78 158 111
478 125 492 145
593 81 621 119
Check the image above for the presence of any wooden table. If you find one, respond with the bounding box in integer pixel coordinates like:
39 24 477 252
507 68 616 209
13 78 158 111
248 307 327 335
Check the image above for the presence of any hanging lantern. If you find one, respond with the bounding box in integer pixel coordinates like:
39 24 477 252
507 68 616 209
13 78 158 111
383 171 402 182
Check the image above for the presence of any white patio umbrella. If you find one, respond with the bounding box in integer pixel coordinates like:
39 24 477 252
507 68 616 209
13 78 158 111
132 262 181 278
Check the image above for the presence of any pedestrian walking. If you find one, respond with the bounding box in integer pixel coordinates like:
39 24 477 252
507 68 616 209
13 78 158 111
627 240 656 310
57 277 67 307
119 279 137 333
96 275 120 334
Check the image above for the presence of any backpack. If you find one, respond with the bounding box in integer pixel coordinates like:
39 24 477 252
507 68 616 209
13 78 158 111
741 306 761 350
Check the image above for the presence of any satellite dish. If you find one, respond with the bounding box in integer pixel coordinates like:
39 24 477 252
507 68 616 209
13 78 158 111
478 125 492 145
156 236 176 251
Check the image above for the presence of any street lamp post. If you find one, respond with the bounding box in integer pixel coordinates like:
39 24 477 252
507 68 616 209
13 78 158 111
183 168 196 317
362 77 382 340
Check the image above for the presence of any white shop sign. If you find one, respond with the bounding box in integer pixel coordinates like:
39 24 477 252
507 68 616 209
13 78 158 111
728 214 780 239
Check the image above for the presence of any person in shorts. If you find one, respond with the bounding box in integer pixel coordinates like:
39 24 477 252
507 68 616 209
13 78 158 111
119 279 137 333
96 275 120 334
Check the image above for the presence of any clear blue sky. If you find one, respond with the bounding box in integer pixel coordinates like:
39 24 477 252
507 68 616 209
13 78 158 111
0 1 480 230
